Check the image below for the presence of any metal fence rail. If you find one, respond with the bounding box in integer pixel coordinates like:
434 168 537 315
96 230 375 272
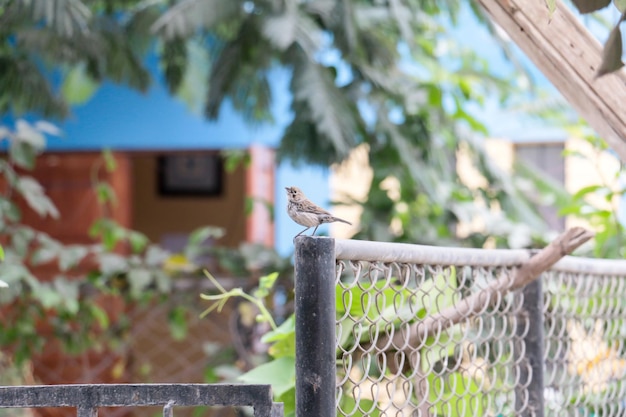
0 384 283 417
294 237 626 417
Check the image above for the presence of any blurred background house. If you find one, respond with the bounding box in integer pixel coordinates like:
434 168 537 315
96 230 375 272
3 2 625 417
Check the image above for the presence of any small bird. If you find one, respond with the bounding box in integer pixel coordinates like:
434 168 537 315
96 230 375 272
285 186 352 237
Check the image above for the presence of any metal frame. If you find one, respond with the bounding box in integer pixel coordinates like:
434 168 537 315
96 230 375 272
295 236 626 417
0 384 283 417
334 238 626 275
516 279 545 417
295 237 336 417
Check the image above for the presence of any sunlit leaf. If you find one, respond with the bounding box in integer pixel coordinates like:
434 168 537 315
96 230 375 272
34 121 62 136
128 231 149 253
89 304 110 329
573 184 604 200
62 64 99 105
254 272 279 298
151 0 241 39
95 182 117 206
189 226 225 245
102 148 117 172
238 356 296 397
128 268 152 297
16 177 60 218
59 245 89 271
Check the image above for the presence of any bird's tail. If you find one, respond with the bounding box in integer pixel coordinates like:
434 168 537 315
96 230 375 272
332 217 352 225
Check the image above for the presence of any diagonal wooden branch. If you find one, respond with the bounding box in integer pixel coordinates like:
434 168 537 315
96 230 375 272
475 0 626 162
389 227 594 349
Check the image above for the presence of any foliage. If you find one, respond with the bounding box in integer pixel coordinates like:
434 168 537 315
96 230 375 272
0 120 286 372
200 271 280 329
556 124 626 258
199 270 297 415
523 90 626 258
0 0 154 117
0 120 168 363
0 118 301 392
204 267 509 417
0 0 564 248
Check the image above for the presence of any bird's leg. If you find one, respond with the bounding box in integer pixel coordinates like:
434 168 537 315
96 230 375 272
311 225 319 236
296 227 310 237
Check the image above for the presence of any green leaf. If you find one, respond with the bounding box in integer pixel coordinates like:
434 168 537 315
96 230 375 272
15 119 46 149
153 270 172 293
97 253 128 275
288 53 358 162
62 64 99 105
25 0 92 37
238 356 296 397
262 315 296 344
0 245 4 261
11 227 35 258
254 272 279 298
128 231 149 253
9 141 37 169
90 219 126 250
59 245 89 271
31 246 59 265
267 329 295 359
144 245 170 266
0 196 22 223
188 226 225 245
34 283 63 309
34 121 62 136
89 304 110 329
276 388 296 417
168 306 188 341
572 184 604 200
151 0 241 39
102 148 117 172
221 149 250 172
16 176 59 218
127 268 152 297
0 263 37 288
161 38 188 94
53 277 80 314
95 182 117 205
546 0 557 14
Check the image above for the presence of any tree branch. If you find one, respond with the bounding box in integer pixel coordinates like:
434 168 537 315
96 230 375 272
391 227 594 349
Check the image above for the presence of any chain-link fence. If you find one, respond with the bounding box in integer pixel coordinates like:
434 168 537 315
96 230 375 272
294 237 626 417
542 262 626 416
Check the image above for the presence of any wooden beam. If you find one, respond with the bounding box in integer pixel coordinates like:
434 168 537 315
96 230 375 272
476 0 626 162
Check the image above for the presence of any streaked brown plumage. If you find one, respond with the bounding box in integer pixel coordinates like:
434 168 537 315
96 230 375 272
285 186 351 237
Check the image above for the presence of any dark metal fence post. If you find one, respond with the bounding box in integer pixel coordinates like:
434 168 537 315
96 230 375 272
516 278 545 417
295 236 336 417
